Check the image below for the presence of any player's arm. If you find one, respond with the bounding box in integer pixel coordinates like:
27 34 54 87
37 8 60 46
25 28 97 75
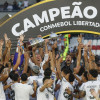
72 91 86 99
56 57 63 80
54 84 61 92
39 47 44 59
52 41 57 67
49 51 56 73
2 34 10 63
32 81 37 97
13 47 21 70
91 89 100 100
40 79 54 92
4 40 11 66
23 51 29 73
3 83 14 90
32 46 38 65
0 74 8 82
0 39 4 60
89 51 97 70
40 83 48 92
73 73 82 85
76 34 83 67
84 45 89 71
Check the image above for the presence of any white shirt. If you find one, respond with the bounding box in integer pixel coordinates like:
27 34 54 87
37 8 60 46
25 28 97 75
6 77 13 95
80 80 100 100
97 74 100 81
55 79 61 100
58 77 74 100
79 83 87 100
29 54 49 77
11 83 34 100
24 1 29 7
27 76 43 86
37 86 54 100
0 82 6 100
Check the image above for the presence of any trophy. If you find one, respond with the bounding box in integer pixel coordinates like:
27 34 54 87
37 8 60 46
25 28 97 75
24 37 44 51
49 33 58 45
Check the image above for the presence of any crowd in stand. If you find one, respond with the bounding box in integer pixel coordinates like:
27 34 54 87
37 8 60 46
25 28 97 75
0 33 100 100
2 0 41 11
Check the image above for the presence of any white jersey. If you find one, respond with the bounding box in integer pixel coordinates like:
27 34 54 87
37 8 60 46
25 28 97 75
55 79 61 100
6 78 13 98
11 83 34 100
27 76 43 86
0 82 6 100
29 54 49 77
97 74 100 81
80 80 100 100
58 77 74 100
37 86 54 100
79 83 87 100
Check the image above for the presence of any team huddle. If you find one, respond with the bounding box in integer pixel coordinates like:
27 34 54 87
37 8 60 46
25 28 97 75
0 34 100 100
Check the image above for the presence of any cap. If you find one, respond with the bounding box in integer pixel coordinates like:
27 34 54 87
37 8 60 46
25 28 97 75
32 65 40 74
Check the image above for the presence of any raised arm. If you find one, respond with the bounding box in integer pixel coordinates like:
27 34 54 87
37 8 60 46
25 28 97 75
88 45 97 70
23 51 29 73
32 81 37 97
4 40 12 66
0 39 4 60
32 46 38 65
84 45 89 71
56 57 63 80
76 35 83 67
52 41 57 67
2 34 10 63
13 47 21 70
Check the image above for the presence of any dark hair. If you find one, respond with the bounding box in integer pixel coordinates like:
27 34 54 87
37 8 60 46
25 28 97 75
44 68 52 77
77 67 85 76
43 76 50 83
83 71 88 81
27 66 30 73
69 73 75 82
21 73 28 81
9 70 15 80
13 73 19 81
61 66 70 75
0 65 4 74
89 69 98 78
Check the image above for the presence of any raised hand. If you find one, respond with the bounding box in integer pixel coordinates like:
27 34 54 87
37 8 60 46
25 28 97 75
4 34 9 41
32 46 37 52
0 39 4 47
84 45 88 52
77 34 82 44
52 41 57 49
6 40 12 48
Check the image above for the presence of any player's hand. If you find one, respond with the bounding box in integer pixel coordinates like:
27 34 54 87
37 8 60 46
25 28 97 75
77 34 82 44
32 46 37 52
90 89 98 98
6 40 12 48
65 87 72 95
0 39 4 47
